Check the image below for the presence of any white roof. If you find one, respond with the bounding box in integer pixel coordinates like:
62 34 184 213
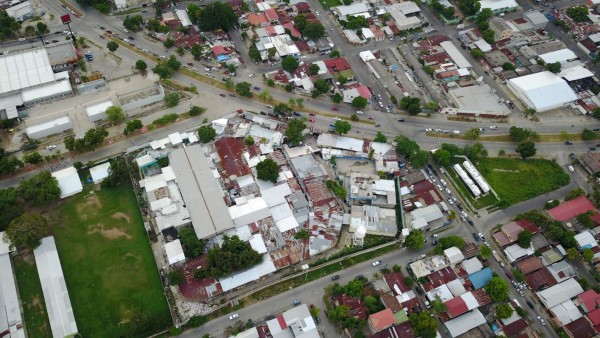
560 65 594 81
25 115 71 137
317 134 365 152
536 278 584 308
0 48 55 95
446 279 467 297
550 300 583 326
33 237 78 338
440 41 472 69
249 234 267 254
175 9 192 26
85 101 113 118
410 204 443 223
0 253 22 333
136 154 155 167
89 162 110 184
479 0 518 11
461 291 479 310
334 3 369 16
165 240 186 265
444 247 465 264
261 183 292 207
474 39 492 52
361 28 375 39
504 243 534 262
276 215 300 233
538 48 577 64
426 284 453 302
359 50 376 62
219 254 277 292
228 197 270 227
574 230 597 248
444 309 486 337
6 1 32 18
52 167 83 199
232 327 259 338
461 257 483 275
507 71 577 112
162 166 176 181
21 71 72 103
168 132 183 146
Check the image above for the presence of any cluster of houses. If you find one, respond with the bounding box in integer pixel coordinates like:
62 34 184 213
491 196 600 337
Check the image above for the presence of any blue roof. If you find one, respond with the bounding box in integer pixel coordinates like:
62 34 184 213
468 267 493 289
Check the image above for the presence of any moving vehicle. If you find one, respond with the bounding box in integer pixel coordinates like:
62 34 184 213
568 165 575 172
331 106 338 111
372 260 381 267
537 316 546 326
331 275 340 280
219 93 226 97
229 313 239 320
489 125 498 130
293 299 302 306
527 300 534 309
356 110 363 115
565 141 573 145
397 118 405 122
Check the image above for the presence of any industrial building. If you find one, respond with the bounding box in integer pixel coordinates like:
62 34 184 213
25 115 73 140
51 166 83 199
85 101 114 123
0 233 25 338
507 71 578 112
0 48 74 120
6 1 34 21
34 236 78 338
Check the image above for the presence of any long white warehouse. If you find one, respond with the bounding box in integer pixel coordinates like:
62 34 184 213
463 161 490 194
453 164 481 197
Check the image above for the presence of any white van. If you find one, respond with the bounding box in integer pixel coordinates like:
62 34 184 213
452 130 460 134
568 165 575 172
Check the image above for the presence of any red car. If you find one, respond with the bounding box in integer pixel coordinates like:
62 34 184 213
308 118 315 122
331 106 338 111
309 113 315 116
219 93 226 97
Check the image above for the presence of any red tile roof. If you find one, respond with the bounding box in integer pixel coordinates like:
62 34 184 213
265 8 278 21
565 317 596 338
493 231 511 247
384 271 411 294
502 318 528 337
445 297 468 318
356 85 372 99
577 289 600 313
423 52 450 65
589 308 600 325
525 267 557 291
380 293 403 313
282 22 302 38
294 40 310 52
423 267 458 291
333 294 368 320
371 322 415 338
369 308 396 332
547 196 597 222
212 45 226 56
295 1 310 12
214 137 252 178
248 13 269 26
516 219 539 233
516 256 543 275
428 34 451 46
323 57 351 73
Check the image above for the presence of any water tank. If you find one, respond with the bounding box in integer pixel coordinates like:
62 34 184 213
355 225 367 239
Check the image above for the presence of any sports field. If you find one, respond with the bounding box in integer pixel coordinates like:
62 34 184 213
48 184 171 337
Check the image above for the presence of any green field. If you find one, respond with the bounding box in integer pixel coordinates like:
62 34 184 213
13 256 52 338
445 160 500 210
47 184 171 337
475 157 570 205
319 0 342 9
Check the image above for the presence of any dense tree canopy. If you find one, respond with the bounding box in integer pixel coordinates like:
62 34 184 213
18 172 61 205
0 10 20 41
102 158 129 187
105 106 125 125
517 230 532 249
484 277 509 302
0 188 21 232
374 132 387 143
194 2 238 31
302 22 325 40
179 227 205 258
458 0 481 16
285 119 306 145
351 97 368 109
282 56 299 72
135 59 147 72
123 15 143 32
107 41 119 53
566 6 589 22
333 120 351 135
400 96 421 115
4 213 48 250
197 125 216 143
433 149 451 166
235 82 252 97
516 141 536 159
65 127 108 152
409 311 437 338
256 159 279 183
124 119 143 135
496 303 514 319
206 235 263 277
404 231 425 250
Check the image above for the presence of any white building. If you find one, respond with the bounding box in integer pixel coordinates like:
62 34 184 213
444 309 486 337
440 41 472 69
26 115 73 140
164 239 186 265
85 101 114 123
0 233 25 338
536 278 584 309
384 2 422 31
479 0 519 13
52 166 83 199
507 71 578 112
6 1 34 21
34 236 78 338
89 162 111 184
538 48 577 64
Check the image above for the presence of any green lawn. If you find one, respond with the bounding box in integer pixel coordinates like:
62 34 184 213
474 158 570 205
319 0 342 9
48 184 171 337
13 256 52 338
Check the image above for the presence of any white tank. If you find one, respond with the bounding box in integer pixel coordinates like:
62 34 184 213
355 225 367 239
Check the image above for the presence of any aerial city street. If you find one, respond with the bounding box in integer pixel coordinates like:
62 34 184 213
2 0 600 336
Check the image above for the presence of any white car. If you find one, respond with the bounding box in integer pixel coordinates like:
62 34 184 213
490 125 498 130
447 199 453 205
47 144 56 150
440 179 447 187
537 316 546 326
372 260 381 266
445 188 451 195
248 73 255 78
229 313 239 320
568 165 575 172
437 184 442 190
356 110 364 115
425 128 432 132
333 117 341 121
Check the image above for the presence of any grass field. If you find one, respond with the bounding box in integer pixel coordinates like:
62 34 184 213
46 184 171 337
13 256 52 338
319 0 342 9
445 161 499 210
474 158 570 205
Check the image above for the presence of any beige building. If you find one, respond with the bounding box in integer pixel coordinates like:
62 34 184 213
489 17 513 40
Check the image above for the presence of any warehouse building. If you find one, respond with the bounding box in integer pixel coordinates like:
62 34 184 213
507 71 578 112
6 1 34 21
25 115 73 140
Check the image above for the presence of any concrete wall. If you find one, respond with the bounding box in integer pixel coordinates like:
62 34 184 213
120 84 165 112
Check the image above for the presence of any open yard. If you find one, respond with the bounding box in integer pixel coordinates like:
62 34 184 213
13 255 52 338
45 183 171 337
474 157 570 206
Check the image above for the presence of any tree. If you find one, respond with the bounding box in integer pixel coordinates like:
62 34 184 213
496 303 514 319
123 15 143 31
23 152 43 165
484 277 509 302
326 180 347 199
24 25 35 36
294 229 309 240
285 119 306 145
524 107 537 117
0 188 21 232
593 107 600 120
235 82 252 97
135 59 147 72
470 49 484 59
309 64 320 76
482 29 495 44
107 41 119 53
430 296 447 314
409 150 429 168
105 105 125 125
567 247 580 260
395 136 420 157
333 120 351 135
195 2 238 31
309 306 321 318
197 125 216 143
36 22 48 35
583 248 594 262
179 227 205 258
400 96 421 115
206 235 263 277
404 231 425 250
296 98 304 108
152 62 174 79
188 106 206 117
282 56 299 72
582 128 596 141
333 93 343 104
409 311 437 338
329 49 341 58
516 141 536 159
167 269 184 285
256 159 279 183
313 79 329 94
124 119 143 135
302 22 325 40
566 6 589 22
351 97 368 109
438 236 465 250
4 213 48 250
164 92 180 107
517 230 532 248
267 47 277 60
545 61 561 74
293 14 308 31
18 171 60 206
274 103 292 117
479 245 492 259
433 149 451 166
502 62 516 71
101 157 129 187
167 55 181 71
374 132 387 143
509 126 529 142
259 90 272 102
364 296 385 314
350 114 359 122
464 128 480 140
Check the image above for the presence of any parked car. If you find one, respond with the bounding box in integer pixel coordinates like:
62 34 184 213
490 125 498 130
308 118 315 122
537 316 546 325
229 313 239 320
331 275 340 280
569 153 575 160
472 233 479 241
527 300 535 309
293 299 302 306
331 106 338 111
478 233 485 240
568 165 575 172
372 260 381 266
219 93 226 97
397 118 405 122
565 141 573 145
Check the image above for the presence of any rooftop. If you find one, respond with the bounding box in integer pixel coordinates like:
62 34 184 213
537 278 584 309
0 47 55 95
516 256 543 275
525 267 558 291
548 196 597 222
444 309 486 337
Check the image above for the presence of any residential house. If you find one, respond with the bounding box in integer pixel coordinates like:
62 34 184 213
368 308 396 333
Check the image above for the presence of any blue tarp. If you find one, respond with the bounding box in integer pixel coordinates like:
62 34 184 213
468 267 493 289
217 55 229 62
